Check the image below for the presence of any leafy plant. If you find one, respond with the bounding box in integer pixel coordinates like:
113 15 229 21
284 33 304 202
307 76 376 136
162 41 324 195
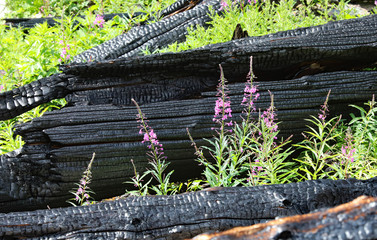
335 96 377 179
244 97 295 186
0 121 24 154
125 99 177 196
293 91 343 180
67 153 97 206
187 57 295 188
187 64 249 187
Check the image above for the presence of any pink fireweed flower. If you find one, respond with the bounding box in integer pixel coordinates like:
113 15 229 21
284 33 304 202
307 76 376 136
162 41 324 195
58 41 71 63
251 159 263 175
94 14 105 28
341 146 356 164
76 187 83 194
261 105 278 132
242 57 259 118
219 0 229 11
80 179 86 186
242 84 258 107
340 129 356 164
318 90 331 122
141 127 164 154
133 99 166 157
213 65 233 132
69 153 95 206
39 6 45 14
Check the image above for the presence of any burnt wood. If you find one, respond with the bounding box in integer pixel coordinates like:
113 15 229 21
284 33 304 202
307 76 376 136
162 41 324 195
1 13 377 121
0 11 377 212
192 195 377 240
0 178 376 239
0 70 376 212
71 0 222 63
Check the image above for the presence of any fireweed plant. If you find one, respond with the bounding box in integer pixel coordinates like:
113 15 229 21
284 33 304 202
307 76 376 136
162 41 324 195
293 91 342 180
187 64 249 187
293 94 377 181
244 93 295 186
125 99 177 196
67 153 96 206
187 57 294 188
332 96 377 179
333 127 356 179
293 91 343 180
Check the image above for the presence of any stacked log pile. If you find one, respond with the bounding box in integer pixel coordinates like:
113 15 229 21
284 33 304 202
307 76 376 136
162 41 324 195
0 0 376 238
0 0 377 212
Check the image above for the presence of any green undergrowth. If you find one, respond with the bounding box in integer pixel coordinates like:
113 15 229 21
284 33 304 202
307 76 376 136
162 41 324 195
117 62 377 199
0 0 376 204
157 0 369 53
4 0 177 19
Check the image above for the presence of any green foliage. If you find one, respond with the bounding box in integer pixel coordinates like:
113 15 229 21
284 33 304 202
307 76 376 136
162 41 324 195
0 121 23 154
159 0 367 53
338 96 377 179
4 0 45 18
0 1 146 153
293 115 342 180
293 94 377 181
244 112 296 185
5 0 177 18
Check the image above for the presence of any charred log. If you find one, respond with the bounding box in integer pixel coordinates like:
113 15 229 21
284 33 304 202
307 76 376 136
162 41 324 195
0 70 376 212
1 14 377 120
192 195 377 240
0 178 376 239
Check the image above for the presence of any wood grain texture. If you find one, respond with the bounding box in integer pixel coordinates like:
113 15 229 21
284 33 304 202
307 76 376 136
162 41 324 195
0 178 376 239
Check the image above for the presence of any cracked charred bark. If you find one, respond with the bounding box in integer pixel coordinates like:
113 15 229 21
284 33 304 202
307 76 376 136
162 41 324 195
0 11 377 212
192 196 377 240
0 178 376 239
